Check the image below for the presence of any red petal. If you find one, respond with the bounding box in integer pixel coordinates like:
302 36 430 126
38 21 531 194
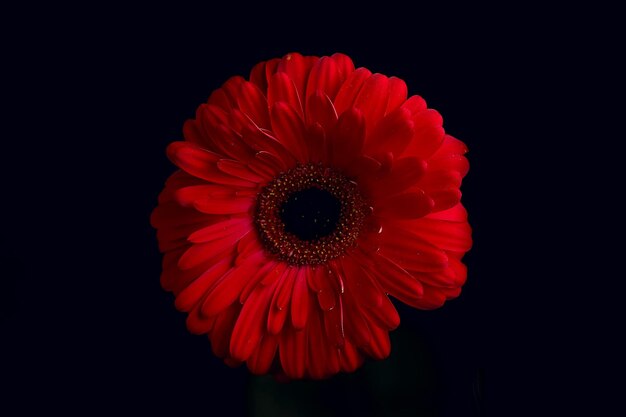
199 101 232 126
333 67 372 116
428 188 463 212
177 232 242 270
183 119 210 148
270 102 309 162
186 302 217 335
167 140 216 169
305 90 338 131
276 267 297 310
247 151 285 179
407 124 445 160
196 101 227 127
206 88 232 112
378 224 449 272
365 106 414 158
156 234 187 253
306 308 333 379
375 190 434 219
264 58 281 81
240 260 285 303
276 53 313 103
247 334 278 375
339 290 371 349
362 324 391 359
217 159 265 183
417 178 465 218
343 305 372 350
366 157 426 198
306 266 327 292
237 81 271 129
427 155 470 178
242 126 296 169
340 256 381 309
159 247 193 291
229 282 276 361
193 196 254 215
305 56 342 102
330 53 355 93
187 217 251 243
317 289 336 311
167 142 256 188
338 340 363 373
341 256 400 330
413 126 445 159
220 76 246 109
409 284 449 310
174 257 232 312
328 107 365 168
259 259 287 285
151 201 209 229
353 249 425 305
156 215 221 249
174 185 230 207
235 232 264 266
411 268 456 288
267 72 303 117
386 76 408 114
202 120 255 162
401 95 427 115
414 108 443 131
411 217 472 253
449 256 468 287
353 73 389 131
162 167 200 191
426 203 468 222
432 134 468 157
379 245 448 274
290 268 310 330
308 267 337 311
344 155 382 180
279 327 308 379
228 107 255 132
305 121 327 164
249 60 268 92
267 267 296 335
323 299 345 348
209 302 241 358
412 256 467 289
368 293 400 330
201 254 265 317
420 169 462 192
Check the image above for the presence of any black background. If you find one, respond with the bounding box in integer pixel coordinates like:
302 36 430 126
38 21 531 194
1 4 612 416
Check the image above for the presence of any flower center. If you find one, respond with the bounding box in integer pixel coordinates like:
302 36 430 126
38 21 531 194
255 164 368 265
280 188 341 241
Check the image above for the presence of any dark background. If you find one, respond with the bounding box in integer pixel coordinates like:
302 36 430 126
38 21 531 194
1 4 612 416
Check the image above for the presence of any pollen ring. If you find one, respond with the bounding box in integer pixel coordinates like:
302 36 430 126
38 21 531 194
255 163 369 265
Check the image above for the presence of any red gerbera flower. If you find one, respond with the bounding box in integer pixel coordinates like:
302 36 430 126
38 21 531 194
151 52 472 379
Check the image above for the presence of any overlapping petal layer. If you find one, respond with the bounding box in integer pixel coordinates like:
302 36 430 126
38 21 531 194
152 53 471 379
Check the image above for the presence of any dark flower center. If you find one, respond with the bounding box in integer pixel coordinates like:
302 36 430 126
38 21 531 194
255 164 368 265
280 188 341 241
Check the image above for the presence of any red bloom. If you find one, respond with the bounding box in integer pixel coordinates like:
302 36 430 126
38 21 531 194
151 53 472 379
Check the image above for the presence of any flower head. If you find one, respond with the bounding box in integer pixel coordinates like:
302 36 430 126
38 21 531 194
151 53 472 379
